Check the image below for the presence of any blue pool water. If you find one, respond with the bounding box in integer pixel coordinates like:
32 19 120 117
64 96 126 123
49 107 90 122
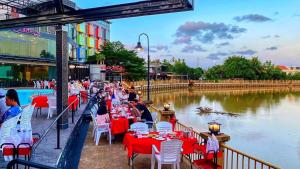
16 89 54 106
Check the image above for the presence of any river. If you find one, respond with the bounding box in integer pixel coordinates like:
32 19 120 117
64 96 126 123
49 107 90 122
151 88 300 169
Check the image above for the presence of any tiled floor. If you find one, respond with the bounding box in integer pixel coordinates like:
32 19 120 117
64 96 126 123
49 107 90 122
79 126 193 169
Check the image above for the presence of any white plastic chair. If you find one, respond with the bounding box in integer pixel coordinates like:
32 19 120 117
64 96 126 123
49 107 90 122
130 122 148 133
0 114 21 146
151 139 183 169
151 112 158 124
156 121 173 132
47 96 56 119
90 113 111 145
19 104 35 145
0 114 21 161
19 104 35 131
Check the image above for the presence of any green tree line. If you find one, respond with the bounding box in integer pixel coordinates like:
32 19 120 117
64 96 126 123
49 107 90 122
204 56 300 80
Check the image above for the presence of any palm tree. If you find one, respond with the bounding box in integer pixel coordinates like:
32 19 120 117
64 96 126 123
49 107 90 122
95 52 105 65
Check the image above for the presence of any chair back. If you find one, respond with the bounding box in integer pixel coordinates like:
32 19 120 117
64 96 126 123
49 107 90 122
20 104 35 131
47 96 56 108
156 121 172 132
151 112 158 123
130 122 148 133
160 139 183 162
0 114 21 145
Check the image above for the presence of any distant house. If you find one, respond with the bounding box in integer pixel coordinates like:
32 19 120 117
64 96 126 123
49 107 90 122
277 65 300 75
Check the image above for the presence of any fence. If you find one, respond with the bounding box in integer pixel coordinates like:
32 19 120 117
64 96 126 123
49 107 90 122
149 105 280 169
125 80 300 91
175 121 280 169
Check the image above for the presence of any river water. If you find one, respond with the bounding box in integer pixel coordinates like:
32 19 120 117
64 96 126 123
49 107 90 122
151 88 300 169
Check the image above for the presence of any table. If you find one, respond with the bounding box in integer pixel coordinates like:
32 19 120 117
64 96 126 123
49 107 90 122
111 117 135 135
123 131 197 159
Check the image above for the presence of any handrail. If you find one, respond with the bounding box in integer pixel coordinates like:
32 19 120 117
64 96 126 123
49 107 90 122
221 144 280 169
31 97 79 154
151 104 280 169
7 159 57 169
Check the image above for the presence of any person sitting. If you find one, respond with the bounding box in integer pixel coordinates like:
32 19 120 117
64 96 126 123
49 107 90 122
128 86 137 102
135 100 153 123
128 101 141 119
0 89 21 125
96 97 110 125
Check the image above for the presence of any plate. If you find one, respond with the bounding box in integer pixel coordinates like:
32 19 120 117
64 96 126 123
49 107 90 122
156 137 165 141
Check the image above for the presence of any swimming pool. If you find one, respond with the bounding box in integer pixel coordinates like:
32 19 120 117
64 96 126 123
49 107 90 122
16 89 54 106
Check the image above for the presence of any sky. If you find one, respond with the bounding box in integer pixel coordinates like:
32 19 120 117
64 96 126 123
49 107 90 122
75 0 300 69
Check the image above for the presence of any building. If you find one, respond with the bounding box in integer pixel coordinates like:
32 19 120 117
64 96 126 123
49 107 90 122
277 65 300 75
0 6 110 87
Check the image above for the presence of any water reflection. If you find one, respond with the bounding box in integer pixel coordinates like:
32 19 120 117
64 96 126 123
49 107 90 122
151 88 300 168
152 88 300 114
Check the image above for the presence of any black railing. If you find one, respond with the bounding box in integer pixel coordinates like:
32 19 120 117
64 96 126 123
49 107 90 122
7 159 57 169
6 94 97 169
56 95 96 169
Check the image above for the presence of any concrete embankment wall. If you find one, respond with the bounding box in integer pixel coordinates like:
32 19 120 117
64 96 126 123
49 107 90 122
126 80 300 91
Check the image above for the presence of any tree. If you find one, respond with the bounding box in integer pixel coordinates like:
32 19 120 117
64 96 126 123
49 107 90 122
205 65 225 80
223 56 256 80
173 60 189 75
188 67 204 80
100 41 146 81
86 52 105 64
40 50 55 59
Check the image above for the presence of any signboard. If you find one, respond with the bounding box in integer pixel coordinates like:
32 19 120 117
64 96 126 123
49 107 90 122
104 66 125 72
12 28 40 37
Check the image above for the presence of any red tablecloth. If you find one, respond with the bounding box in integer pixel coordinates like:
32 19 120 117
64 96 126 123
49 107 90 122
32 96 48 108
111 118 130 135
123 131 197 158
106 99 112 112
80 91 88 103
68 95 79 111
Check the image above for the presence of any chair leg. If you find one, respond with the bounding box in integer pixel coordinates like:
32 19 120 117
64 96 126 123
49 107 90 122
177 161 181 169
158 161 162 169
108 131 111 145
151 156 155 169
172 163 176 169
96 131 102 145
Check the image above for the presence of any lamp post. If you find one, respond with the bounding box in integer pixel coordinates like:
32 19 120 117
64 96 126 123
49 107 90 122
135 33 150 101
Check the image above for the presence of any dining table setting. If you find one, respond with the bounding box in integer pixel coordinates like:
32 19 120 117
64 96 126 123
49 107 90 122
110 104 136 135
123 130 197 160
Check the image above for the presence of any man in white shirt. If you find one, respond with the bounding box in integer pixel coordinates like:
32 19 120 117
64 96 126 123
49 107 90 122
0 89 9 116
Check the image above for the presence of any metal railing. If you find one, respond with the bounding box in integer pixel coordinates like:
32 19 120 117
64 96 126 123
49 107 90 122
7 159 57 169
7 94 96 169
150 105 280 169
222 144 280 169
174 121 280 169
32 97 79 153
56 95 96 169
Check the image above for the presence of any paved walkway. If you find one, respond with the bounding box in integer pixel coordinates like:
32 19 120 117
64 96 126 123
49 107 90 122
0 102 88 168
79 126 192 169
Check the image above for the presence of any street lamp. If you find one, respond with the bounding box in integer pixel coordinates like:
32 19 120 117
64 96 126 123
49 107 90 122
135 33 150 101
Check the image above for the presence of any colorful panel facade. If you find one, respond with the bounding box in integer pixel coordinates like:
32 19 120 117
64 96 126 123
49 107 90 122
77 34 85 46
77 23 86 33
87 37 95 48
77 47 86 59
87 24 94 36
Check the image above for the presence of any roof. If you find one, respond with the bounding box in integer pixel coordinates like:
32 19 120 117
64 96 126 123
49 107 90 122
277 65 289 70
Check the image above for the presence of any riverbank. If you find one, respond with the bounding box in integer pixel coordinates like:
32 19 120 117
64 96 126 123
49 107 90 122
125 80 300 91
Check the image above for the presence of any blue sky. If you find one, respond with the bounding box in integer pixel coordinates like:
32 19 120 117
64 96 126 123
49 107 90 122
75 0 300 68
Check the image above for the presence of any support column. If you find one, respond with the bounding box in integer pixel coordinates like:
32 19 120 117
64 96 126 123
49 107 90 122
56 25 69 130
